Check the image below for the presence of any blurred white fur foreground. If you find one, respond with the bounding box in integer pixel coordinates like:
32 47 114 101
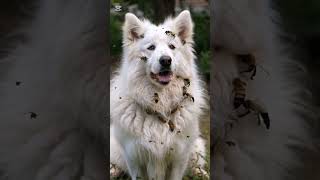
110 11 208 179
0 0 108 179
212 0 312 180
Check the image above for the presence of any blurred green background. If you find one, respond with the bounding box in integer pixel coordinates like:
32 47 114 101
111 0 211 81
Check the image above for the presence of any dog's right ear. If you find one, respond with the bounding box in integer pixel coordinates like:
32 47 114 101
123 13 144 41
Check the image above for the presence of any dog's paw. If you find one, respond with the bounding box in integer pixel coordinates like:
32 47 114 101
110 163 124 178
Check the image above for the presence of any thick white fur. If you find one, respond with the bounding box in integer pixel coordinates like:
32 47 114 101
0 0 108 179
212 0 312 180
110 11 208 179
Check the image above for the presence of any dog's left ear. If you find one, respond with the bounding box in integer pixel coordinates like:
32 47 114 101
123 13 144 42
174 10 193 43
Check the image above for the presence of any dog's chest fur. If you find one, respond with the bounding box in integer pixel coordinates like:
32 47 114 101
111 75 202 157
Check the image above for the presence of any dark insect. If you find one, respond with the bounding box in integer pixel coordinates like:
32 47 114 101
259 112 270 129
146 109 153 115
15 81 21 86
182 86 187 95
141 56 147 62
161 142 164 144
165 30 175 38
170 106 179 114
153 93 159 103
237 54 257 80
183 92 194 102
147 45 156 50
157 115 166 123
232 78 247 109
184 79 190 87
28 112 37 119
186 135 190 138
169 44 175 50
119 97 122 99
225 141 236 146
177 130 181 134
238 100 270 129
168 120 175 132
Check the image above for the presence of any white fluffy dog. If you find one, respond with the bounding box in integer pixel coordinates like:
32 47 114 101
110 11 208 179
212 0 313 180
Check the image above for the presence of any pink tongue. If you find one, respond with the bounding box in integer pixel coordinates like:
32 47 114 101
158 74 171 82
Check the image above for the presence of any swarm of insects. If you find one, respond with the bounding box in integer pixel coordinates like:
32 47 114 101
141 77 195 132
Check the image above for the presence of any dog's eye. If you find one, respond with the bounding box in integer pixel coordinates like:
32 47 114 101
147 45 156 50
169 44 175 50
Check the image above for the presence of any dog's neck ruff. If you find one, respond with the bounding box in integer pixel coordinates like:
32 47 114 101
138 78 194 132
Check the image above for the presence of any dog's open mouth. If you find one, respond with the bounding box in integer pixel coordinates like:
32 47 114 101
150 71 173 85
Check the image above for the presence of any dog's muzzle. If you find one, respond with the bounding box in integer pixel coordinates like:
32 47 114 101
150 56 173 85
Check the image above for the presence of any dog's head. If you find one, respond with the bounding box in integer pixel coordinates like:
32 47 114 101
122 10 195 87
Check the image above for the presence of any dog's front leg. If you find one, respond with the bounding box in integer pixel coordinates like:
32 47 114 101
122 147 142 180
146 160 166 180
168 153 189 180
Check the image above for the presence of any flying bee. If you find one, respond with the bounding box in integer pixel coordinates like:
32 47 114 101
237 54 256 80
238 100 270 129
232 78 247 109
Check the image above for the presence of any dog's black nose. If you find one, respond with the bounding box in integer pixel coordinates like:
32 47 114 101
159 56 172 67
